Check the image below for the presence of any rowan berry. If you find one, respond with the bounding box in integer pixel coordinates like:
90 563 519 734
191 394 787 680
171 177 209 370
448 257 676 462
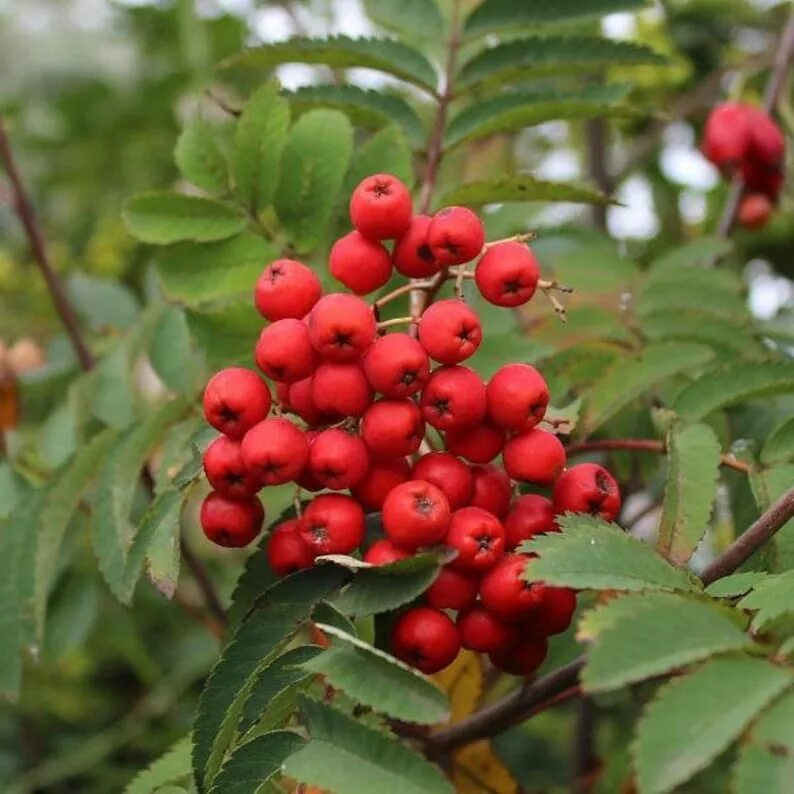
469 463 512 519
363 539 409 566
362 333 429 398
446 506 505 572
392 214 439 278
503 428 566 485
311 361 373 418
203 367 271 439
425 566 479 611
361 399 425 459
351 457 410 512
255 258 321 321
420 365 486 431
203 435 259 498
254 318 317 383
504 494 555 549
412 452 473 510
300 493 365 556
307 293 376 361
200 491 264 548
382 479 451 551
486 363 549 432
531 585 577 635
475 241 540 307
479 554 540 622
489 635 548 676
307 427 369 490
350 173 412 241
266 519 315 576
427 206 485 266
418 299 482 364
553 462 621 521
457 607 519 653
391 607 461 674
330 231 393 295
445 420 506 464
737 193 773 229
240 417 309 485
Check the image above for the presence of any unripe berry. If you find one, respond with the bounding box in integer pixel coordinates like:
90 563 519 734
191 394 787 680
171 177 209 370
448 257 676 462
420 365 486 431
425 566 478 611
479 554 540 622
392 214 439 278
457 607 519 653
255 258 321 321
200 491 264 548
363 333 429 398
203 435 259 498
503 428 566 485
427 206 485 266
504 494 555 549
240 417 309 485
350 173 413 241
203 367 271 439
363 539 410 565
361 399 425 459
412 452 474 510
702 102 753 173
300 493 365 556
351 457 410 512
418 299 482 365
391 607 461 674
307 428 369 490
311 362 373 418
475 242 540 307
308 293 376 362
489 635 547 676
254 319 317 383
330 231 393 295
552 462 621 521
445 420 506 464
446 506 505 573
737 193 773 229
382 479 451 551
288 377 335 426
486 363 549 432
469 464 511 519
266 519 315 576
531 585 577 635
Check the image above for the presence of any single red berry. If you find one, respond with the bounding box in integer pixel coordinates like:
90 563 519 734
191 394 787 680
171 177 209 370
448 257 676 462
489 635 548 676
420 365 486 431
747 106 785 169
329 231 393 295
457 606 519 653
200 491 264 548
362 333 430 398
240 417 309 485
737 193 773 229
503 428 566 485
469 464 512 519
203 367 271 439
445 420 506 464
418 299 482 365
486 363 549 432
392 214 439 278
276 381 292 410
427 206 485 266
504 494 556 549
307 293 376 362
351 457 410 512
266 519 315 576
702 102 753 173
741 164 783 202
363 539 410 566
479 554 540 621
391 607 461 674
296 430 324 492
288 377 335 426
475 242 540 307
254 318 318 383
531 585 577 636
307 427 369 490
382 479 451 551
552 462 621 521
425 566 479 611
311 362 373 418
362 399 425 459
350 173 413 241
412 452 474 510
203 435 259 498
255 258 321 321
446 506 505 572
300 493 365 556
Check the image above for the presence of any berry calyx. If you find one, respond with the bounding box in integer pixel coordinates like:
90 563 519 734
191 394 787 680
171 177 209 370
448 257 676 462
330 231 393 295
200 491 264 548
300 493 365 556
446 506 505 572
553 462 621 521
255 258 321 321
391 606 461 674
427 206 485 266
382 479 451 551
418 299 482 364
420 365 486 431
350 173 413 241
203 368 272 439
307 293 376 362
475 241 540 307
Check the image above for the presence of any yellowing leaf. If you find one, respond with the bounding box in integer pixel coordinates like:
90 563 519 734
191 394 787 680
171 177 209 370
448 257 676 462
432 649 482 722
453 740 518 794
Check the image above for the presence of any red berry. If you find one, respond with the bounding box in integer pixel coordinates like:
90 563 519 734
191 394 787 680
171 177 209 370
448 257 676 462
288 377 334 426
504 494 555 549
479 554 540 621
329 231 393 295
311 362 373 418
363 539 410 566
475 242 540 307
412 452 474 510
392 214 439 278
382 479 451 551
255 258 321 321
420 365 486 431
361 399 425 459
203 367 272 439
275 381 292 410
351 457 410 512
254 319 317 383
503 428 566 485
200 491 264 548
296 430 325 492
552 462 621 521
300 493 365 556
457 606 519 653
240 417 309 485
418 299 482 365
350 173 412 241
446 506 505 572
531 585 577 635
702 102 753 173
203 435 259 498
427 206 485 266
391 607 461 674
747 107 785 169
425 566 478 611
266 519 315 576
489 635 547 676
445 420 506 464
486 363 549 432
308 293 376 362
308 428 369 490
469 464 512 519
741 164 783 202
363 333 430 398
737 193 773 229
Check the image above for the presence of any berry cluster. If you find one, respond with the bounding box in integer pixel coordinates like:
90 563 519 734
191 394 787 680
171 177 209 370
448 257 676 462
702 102 786 229
200 173 622 676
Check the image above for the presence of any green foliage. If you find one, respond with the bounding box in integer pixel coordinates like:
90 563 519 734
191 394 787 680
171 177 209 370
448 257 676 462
364 0 444 38
175 117 229 195
737 571 794 632
345 125 415 192
124 737 192 794
761 416 794 465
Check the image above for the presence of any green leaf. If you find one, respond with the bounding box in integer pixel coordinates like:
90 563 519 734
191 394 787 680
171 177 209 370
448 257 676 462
750 688 794 749
582 593 752 693
761 416 794 466
186 302 263 368
0 463 22 520
639 311 761 357
175 117 229 194
705 572 767 598
520 514 700 593
274 109 353 252
648 237 734 271
149 305 200 395
68 272 140 331
737 571 794 632
364 0 444 38
750 465 794 573
344 125 415 193
227 536 278 630
232 82 290 214
635 279 748 321
123 192 247 245
673 363 794 421
304 624 449 724
633 657 791 794
284 697 453 794
733 744 794 794
143 489 184 599
222 36 438 93
124 737 192 794
656 422 721 565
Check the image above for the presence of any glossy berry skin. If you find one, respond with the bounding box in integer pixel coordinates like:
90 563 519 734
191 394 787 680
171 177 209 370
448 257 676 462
475 242 541 307
361 399 425 459
296 430 324 492
505 494 556 549
532 585 577 635
203 435 259 498
418 299 482 365
240 418 309 486
288 377 334 426
391 607 461 674
363 333 429 398
307 428 369 490
445 420 506 464
479 554 540 622
203 368 271 439
351 457 410 511
330 231 393 295
747 106 785 168
254 319 317 383
737 193 773 229
503 428 566 486
446 506 505 573
300 493 365 556
200 491 264 548
469 464 512 519
363 539 409 566
702 103 753 173
427 206 485 266
553 463 621 521
425 566 479 611
412 452 473 510
350 173 412 241
486 363 549 432
255 258 321 321
307 293 376 362
457 607 519 653
420 365 486 431
382 479 451 551
392 214 439 278
266 519 315 577
311 362 373 418
489 635 548 676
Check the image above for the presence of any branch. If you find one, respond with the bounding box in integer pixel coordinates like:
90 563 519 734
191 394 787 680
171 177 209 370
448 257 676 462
179 537 228 629
585 118 612 230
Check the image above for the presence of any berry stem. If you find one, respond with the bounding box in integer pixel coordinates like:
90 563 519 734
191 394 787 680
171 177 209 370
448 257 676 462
538 279 573 294
375 279 437 308
293 485 303 518
377 316 416 330
539 286 569 323
482 231 537 250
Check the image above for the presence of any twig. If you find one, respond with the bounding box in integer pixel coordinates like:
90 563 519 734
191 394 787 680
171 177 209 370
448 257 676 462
585 118 612 230
179 537 228 629
572 697 599 794
377 316 416 331
483 231 537 249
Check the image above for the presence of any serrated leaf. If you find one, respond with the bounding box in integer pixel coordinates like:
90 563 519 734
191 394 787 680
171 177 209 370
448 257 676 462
304 623 449 724
232 82 290 214
656 422 721 565
274 109 353 252
175 117 229 194
149 305 200 395
737 571 794 632
705 572 767 598
633 658 791 794
364 0 443 38
749 465 794 573
520 514 699 593
186 302 263 368
227 538 279 631
124 737 192 794
635 279 748 321
123 193 246 245
284 696 453 794
639 311 760 357
750 688 794 749
733 744 794 794
344 125 415 194
761 416 794 465
143 489 184 599
68 272 140 331
648 237 735 271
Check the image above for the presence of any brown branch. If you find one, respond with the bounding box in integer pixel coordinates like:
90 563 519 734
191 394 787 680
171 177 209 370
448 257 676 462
585 118 612 230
